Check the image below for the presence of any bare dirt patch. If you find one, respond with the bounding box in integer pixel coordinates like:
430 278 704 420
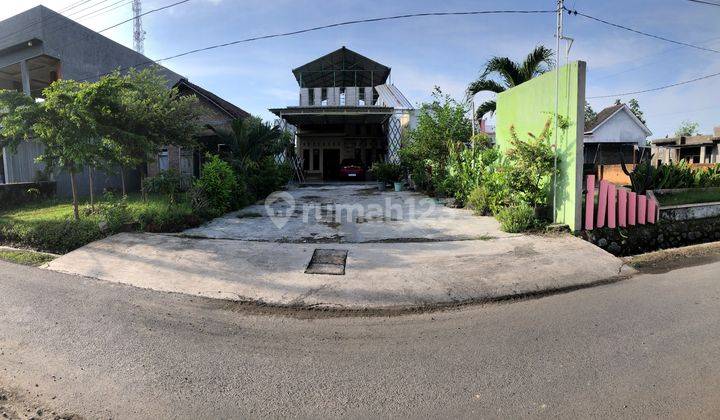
625 241 720 274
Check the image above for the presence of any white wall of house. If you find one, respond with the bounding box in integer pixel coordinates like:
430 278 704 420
584 108 649 146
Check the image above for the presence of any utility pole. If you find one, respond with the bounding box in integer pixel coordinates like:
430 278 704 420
552 0 563 224
132 0 145 54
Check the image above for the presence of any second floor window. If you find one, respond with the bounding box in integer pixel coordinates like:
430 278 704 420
358 88 365 106
321 88 328 106
339 87 346 106
308 89 315 105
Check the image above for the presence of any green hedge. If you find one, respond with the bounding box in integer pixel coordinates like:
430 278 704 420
0 182 56 210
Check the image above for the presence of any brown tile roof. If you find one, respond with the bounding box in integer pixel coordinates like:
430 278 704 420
174 79 250 120
585 103 623 132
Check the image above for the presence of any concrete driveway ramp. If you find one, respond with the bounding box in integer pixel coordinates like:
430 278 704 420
45 232 632 310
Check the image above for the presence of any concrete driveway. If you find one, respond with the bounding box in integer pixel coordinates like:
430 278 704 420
46 183 631 309
183 183 511 243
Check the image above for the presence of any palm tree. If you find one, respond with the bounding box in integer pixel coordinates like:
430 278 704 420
467 46 554 120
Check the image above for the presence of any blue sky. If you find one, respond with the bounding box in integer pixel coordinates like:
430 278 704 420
5 0 720 137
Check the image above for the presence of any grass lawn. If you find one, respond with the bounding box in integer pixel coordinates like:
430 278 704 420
0 249 56 266
656 189 720 207
0 193 205 254
0 193 169 224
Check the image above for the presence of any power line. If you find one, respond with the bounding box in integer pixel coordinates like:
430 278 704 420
590 35 720 82
686 0 720 6
0 0 118 46
47 0 190 59
587 70 720 99
565 7 720 54
58 0 95 13
75 9 555 81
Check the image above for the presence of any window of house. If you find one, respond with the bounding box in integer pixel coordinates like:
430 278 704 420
303 149 310 170
158 147 169 171
321 88 328 106
313 149 320 170
354 148 362 163
339 87 346 106
358 88 365 106
308 89 315 105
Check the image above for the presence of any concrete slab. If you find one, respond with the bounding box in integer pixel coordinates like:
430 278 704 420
182 184 512 243
45 232 632 309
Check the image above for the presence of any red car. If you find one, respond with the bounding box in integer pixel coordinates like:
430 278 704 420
339 159 365 180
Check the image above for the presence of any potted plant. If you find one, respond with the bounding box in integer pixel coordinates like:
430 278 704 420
391 164 404 192
370 162 404 191
370 162 390 191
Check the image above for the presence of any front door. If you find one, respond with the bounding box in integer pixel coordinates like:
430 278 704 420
323 149 341 180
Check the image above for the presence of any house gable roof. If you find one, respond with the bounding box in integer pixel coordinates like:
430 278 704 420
292 46 390 88
585 103 652 136
174 78 250 120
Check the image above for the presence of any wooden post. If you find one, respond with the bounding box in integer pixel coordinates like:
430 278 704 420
596 180 608 228
618 189 627 227
607 183 617 229
585 175 595 230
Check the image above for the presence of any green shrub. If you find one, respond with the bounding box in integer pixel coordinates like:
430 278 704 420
135 202 200 233
467 185 492 215
370 161 403 183
442 137 499 205
0 219 103 254
246 157 292 201
496 202 537 233
142 169 192 204
504 121 556 209
399 88 472 193
195 154 238 214
99 192 133 231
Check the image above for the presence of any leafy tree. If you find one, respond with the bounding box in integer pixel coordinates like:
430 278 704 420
87 69 200 195
466 46 554 119
209 116 292 202
584 101 597 126
0 81 102 220
675 120 700 137
614 98 646 125
399 87 472 192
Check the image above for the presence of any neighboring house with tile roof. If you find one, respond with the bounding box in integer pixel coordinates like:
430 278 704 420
0 6 248 194
583 103 652 166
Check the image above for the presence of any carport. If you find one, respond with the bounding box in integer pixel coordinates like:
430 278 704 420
270 106 392 180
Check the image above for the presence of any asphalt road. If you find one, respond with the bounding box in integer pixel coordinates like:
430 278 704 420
1 260 719 418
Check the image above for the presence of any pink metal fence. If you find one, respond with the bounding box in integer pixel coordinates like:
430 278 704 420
584 175 658 231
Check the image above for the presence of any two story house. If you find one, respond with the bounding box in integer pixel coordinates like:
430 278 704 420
270 47 414 181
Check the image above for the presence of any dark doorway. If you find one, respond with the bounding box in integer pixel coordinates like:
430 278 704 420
323 149 341 180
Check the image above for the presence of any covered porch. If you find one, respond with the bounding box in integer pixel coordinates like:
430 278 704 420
271 106 394 181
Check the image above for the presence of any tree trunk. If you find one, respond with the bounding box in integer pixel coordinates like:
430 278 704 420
88 167 95 211
70 171 79 221
120 167 126 197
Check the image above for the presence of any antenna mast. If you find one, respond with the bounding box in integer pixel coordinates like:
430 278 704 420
132 0 145 54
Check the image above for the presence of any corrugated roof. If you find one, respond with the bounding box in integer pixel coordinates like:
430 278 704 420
291 46 390 88
375 84 413 110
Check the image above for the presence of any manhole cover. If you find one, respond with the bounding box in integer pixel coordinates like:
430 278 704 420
305 249 348 275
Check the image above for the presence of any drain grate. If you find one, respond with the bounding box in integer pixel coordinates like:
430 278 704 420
305 249 348 275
